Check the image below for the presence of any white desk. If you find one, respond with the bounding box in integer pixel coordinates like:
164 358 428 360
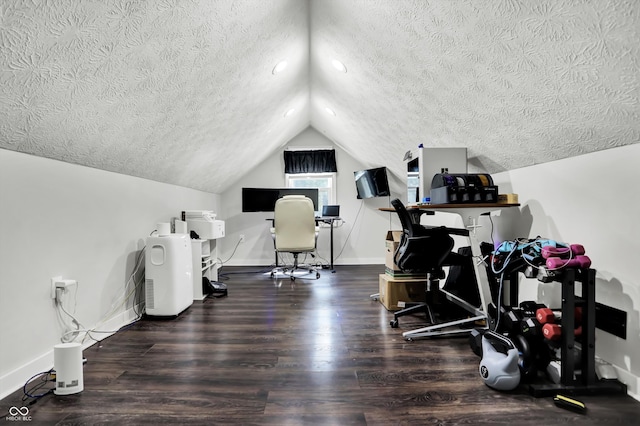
381 203 520 339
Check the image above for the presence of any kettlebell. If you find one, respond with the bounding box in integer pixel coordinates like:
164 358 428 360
478 331 521 391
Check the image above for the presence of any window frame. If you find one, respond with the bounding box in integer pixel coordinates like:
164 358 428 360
285 172 337 213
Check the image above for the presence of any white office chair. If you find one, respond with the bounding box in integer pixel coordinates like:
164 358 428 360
270 195 321 280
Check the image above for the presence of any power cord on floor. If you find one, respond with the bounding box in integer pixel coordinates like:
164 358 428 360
21 369 55 401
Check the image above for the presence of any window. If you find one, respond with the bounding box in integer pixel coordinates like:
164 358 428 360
286 173 336 213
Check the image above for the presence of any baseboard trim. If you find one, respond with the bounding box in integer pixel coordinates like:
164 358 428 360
614 365 640 402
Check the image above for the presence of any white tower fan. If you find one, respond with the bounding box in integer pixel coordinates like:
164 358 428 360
145 234 194 316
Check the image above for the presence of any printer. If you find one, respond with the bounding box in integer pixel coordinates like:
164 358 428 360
182 210 225 239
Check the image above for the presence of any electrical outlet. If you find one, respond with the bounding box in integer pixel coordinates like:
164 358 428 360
239 234 245 242
51 276 62 299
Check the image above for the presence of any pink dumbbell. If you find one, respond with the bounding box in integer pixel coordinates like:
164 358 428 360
546 255 591 270
541 244 585 259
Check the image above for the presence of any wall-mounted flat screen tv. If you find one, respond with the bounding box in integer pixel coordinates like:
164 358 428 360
242 188 319 212
354 167 390 199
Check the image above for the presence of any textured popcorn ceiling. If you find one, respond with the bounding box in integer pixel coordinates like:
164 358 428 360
1 1 639 193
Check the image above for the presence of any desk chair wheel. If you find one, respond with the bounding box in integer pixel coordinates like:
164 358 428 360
390 319 399 328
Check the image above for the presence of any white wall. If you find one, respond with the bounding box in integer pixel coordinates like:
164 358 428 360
0 149 218 400
219 127 404 267
483 144 639 399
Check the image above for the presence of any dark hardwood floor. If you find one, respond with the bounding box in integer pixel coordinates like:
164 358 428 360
3 265 639 425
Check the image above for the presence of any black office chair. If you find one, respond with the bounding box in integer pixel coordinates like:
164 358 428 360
389 198 469 328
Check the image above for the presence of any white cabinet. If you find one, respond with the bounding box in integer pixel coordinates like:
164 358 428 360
183 215 225 300
191 238 221 300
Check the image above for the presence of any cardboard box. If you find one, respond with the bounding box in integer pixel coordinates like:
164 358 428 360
378 274 427 311
385 230 403 272
498 193 518 204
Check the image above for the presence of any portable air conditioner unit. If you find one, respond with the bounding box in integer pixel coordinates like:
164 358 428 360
145 234 193 316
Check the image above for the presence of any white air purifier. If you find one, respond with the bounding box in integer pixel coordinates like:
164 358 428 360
53 343 84 395
145 234 193 316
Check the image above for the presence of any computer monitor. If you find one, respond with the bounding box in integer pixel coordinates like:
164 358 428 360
321 205 340 217
242 188 319 212
354 167 390 199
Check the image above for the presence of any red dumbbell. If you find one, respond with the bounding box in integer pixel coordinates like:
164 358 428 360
542 323 583 341
536 307 557 324
546 255 591 270
536 307 583 325
541 244 585 259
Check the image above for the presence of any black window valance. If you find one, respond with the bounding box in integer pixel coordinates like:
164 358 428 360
284 149 337 174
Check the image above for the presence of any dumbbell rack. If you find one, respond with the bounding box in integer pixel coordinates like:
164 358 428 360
525 268 627 397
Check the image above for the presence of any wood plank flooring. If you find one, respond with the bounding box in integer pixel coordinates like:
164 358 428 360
3 265 640 425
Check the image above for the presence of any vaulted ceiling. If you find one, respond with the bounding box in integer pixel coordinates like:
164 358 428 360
1 0 639 194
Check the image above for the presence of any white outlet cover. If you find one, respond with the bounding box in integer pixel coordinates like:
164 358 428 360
50 276 62 299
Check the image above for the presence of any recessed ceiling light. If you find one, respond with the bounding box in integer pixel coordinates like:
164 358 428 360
325 107 336 116
272 60 288 75
331 59 347 73
284 108 296 117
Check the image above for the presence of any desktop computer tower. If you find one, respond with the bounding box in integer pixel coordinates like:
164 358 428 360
145 234 194 316
414 147 467 202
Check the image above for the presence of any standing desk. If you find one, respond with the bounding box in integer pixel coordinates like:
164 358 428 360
316 217 341 271
380 202 520 339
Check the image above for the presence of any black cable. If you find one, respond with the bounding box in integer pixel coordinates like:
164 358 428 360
490 239 521 332
218 265 275 278
388 194 392 230
488 215 495 248
311 251 330 268
22 369 55 401
493 272 505 332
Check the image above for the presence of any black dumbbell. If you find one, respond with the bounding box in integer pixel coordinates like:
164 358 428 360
469 328 484 357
